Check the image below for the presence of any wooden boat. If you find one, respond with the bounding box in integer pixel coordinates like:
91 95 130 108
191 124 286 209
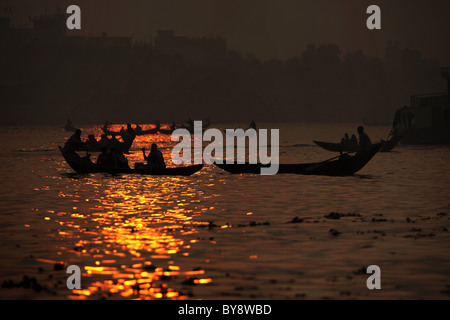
102 124 175 136
135 127 159 136
226 129 256 137
160 125 208 135
379 135 402 152
101 127 119 136
64 119 77 132
179 119 212 134
158 124 180 135
214 143 381 176
158 128 175 135
101 126 138 137
134 124 162 136
314 135 401 153
75 137 134 153
59 147 203 176
313 140 358 153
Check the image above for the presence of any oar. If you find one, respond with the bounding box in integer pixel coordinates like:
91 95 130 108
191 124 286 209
305 150 355 171
84 142 90 158
380 129 394 148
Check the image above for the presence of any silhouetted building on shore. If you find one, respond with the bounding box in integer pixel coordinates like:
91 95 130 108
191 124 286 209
0 11 445 126
0 13 132 50
154 30 227 64
392 67 450 144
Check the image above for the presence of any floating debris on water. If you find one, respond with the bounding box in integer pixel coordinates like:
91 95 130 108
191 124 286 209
288 217 304 223
353 267 367 275
143 264 157 272
2 276 48 293
371 217 388 222
249 221 270 227
53 263 64 271
404 233 436 239
329 229 341 237
324 212 361 220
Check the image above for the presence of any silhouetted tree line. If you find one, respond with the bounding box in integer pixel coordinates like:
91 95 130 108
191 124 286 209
0 39 443 125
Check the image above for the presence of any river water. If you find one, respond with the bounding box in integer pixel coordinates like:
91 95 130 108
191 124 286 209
0 122 449 299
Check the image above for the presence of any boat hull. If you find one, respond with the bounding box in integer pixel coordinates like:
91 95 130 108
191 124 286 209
379 135 402 152
315 136 400 153
313 140 358 153
75 139 134 153
214 143 381 176
59 147 203 176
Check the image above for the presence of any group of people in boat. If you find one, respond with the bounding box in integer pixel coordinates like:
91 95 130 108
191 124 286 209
77 123 137 152
102 123 137 139
340 126 372 151
63 123 372 172
104 122 148 136
340 133 358 146
63 129 166 170
96 146 130 169
85 134 124 150
103 119 209 136
96 144 165 170
181 118 211 132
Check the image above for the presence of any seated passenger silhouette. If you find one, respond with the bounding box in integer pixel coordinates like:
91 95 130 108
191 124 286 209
97 147 109 167
357 126 372 152
142 144 166 170
63 129 85 154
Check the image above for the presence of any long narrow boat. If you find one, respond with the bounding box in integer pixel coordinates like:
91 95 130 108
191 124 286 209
214 143 381 176
379 135 402 152
314 135 401 153
313 140 358 152
158 128 175 135
76 139 134 153
59 147 203 176
134 124 161 136
102 125 173 136
101 127 122 137
135 128 159 136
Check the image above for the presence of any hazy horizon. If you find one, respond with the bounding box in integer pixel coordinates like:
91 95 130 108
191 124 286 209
0 0 449 126
2 0 450 65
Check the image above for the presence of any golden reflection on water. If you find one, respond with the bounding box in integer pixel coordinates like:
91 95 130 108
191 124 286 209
5 123 450 300
52 126 214 299
59 179 210 299
85 124 174 151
